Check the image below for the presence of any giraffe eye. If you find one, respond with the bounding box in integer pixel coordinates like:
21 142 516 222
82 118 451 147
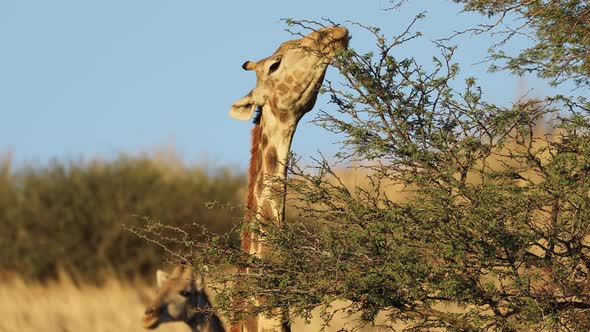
179 290 191 297
268 59 281 74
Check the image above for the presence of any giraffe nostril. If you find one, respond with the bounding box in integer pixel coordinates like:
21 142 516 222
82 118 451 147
145 307 155 315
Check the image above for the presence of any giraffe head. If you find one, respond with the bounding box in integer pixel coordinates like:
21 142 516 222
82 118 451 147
143 265 218 331
229 26 348 123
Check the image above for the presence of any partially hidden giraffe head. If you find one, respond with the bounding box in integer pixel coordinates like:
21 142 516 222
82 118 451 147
143 265 213 330
229 26 349 123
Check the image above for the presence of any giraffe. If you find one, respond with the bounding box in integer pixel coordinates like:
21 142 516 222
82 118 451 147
228 25 349 332
143 265 226 332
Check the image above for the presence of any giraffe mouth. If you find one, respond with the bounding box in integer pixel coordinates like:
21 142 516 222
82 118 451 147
330 26 349 41
316 26 349 48
143 314 160 329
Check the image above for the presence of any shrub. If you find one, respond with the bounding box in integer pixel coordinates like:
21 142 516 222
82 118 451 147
0 152 245 283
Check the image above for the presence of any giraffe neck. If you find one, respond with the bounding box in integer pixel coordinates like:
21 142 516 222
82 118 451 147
245 105 299 255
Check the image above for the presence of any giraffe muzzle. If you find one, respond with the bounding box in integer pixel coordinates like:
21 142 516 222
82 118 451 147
143 306 163 329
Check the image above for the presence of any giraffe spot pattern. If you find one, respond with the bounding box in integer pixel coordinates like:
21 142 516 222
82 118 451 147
265 146 278 174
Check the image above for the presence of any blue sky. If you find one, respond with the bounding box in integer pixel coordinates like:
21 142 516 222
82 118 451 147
0 1 562 169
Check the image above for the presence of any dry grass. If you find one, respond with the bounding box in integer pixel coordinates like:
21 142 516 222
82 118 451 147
0 272 402 332
0 274 189 332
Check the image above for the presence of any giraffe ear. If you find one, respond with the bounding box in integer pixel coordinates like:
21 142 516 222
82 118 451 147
229 93 257 121
242 61 256 71
194 275 205 292
156 269 169 288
